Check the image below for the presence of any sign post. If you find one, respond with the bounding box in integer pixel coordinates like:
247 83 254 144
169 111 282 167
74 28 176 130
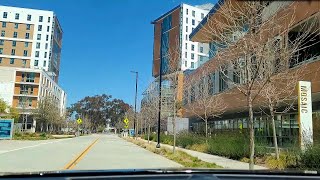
76 118 82 137
0 119 14 140
297 81 313 150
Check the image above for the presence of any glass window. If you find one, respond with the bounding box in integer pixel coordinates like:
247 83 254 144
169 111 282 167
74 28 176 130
191 62 194 68
191 45 194 51
45 43 48 49
14 23 18 29
43 60 46 67
27 14 32 21
37 34 41 40
38 25 42 31
185 52 187 58
48 17 51 22
186 26 188 32
191 53 194 59
186 9 188 15
2 22 6 28
185 61 187 67
192 28 194 31
35 51 39 57
11 49 15 55
15 13 19 20
36 42 40 49
25 33 30 39
1 30 5 37
44 52 47 58
34 60 38 66
47 26 50 32
185 43 187 50
0 40 3 45
3 12 7 18
186 18 188 24
0 48 3 54
185 35 188 41
39 16 43 22
0 57 2 63
24 42 29 47
12 41 16 47
46 35 49 41
13 32 17 38
192 10 195 17
201 13 204 19
200 46 203 53
26 24 31 30
23 50 28 56
10 58 14 64
192 19 195 25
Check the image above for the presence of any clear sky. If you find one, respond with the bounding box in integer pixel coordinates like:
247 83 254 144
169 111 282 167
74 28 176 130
1 0 214 109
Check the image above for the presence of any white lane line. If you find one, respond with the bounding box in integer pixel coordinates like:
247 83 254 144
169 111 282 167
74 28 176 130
0 138 73 155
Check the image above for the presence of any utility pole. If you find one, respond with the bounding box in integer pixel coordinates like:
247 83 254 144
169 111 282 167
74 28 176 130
130 71 138 137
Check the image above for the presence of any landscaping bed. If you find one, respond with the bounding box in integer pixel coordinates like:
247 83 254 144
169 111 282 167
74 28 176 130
13 132 75 140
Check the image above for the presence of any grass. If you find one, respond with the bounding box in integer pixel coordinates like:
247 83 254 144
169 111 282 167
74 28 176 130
126 138 222 169
13 132 75 140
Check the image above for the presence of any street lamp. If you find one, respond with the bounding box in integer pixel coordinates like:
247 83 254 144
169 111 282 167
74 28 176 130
130 71 138 137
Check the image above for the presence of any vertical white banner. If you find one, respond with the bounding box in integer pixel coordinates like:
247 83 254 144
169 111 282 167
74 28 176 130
297 81 313 150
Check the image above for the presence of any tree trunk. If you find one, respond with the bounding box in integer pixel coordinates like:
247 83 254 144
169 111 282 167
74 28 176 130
205 119 208 144
248 95 255 170
270 105 280 160
40 122 43 132
148 124 151 144
172 117 176 154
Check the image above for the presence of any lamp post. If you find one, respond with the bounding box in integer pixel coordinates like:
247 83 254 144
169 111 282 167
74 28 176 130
130 71 138 137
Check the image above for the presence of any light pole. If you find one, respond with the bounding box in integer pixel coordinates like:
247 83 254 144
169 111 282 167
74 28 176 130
130 71 138 137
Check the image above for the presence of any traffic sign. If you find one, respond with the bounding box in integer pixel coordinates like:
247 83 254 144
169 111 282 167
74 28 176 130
123 118 129 124
124 125 128 129
77 118 83 125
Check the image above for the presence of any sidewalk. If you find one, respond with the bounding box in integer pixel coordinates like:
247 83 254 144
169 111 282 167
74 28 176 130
138 138 268 170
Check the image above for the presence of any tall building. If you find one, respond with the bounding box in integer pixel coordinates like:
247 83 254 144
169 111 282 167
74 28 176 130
0 6 66 132
152 3 213 77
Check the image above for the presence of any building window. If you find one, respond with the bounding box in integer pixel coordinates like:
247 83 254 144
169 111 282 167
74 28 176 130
0 40 3 45
15 13 19 20
185 52 187 58
1 30 5 37
192 19 195 25
2 22 6 28
24 42 29 47
27 14 32 21
36 42 40 49
3 12 7 18
186 26 188 32
23 50 28 56
186 17 188 24
13 32 17 38
22 59 26 67
185 61 187 67
200 46 203 53
46 35 49 41
191 44 195 51
0 57 2 63
26 24 31 30
191 53 194 59
14 23 19 29
0 48 3 54
45 43 48 49
44 52 47 58
44 60 46 67
201 13 204 19
185 35 188 41
192 28 195 31
12 41 16 47
37 34 41 40
48 17 51 22
11 49 15 55
34 60 38 66
191 62 195 68
38 25 42 31
39 16 43 22
10 58 14 64
185 43 187 50
192 10 195 17
25 33 30 39
47 26 50 32
35 51 39 57
186 9 188 15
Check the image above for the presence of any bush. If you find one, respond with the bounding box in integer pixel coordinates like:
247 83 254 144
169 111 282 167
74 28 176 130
300 145 320 170
176 132 206 148
187 143 208 153
266 151 299 170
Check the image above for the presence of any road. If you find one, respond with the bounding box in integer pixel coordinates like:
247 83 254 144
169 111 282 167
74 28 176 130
0 134 181 172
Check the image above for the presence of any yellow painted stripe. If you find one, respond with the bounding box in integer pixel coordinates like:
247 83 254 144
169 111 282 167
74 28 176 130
63 138 99 170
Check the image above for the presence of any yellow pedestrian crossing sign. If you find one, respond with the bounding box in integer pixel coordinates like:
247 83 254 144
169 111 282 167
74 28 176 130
77 118 83 125
123 118 129 124
124 125 129 129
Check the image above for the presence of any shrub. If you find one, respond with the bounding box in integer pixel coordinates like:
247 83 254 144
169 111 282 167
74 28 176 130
266 152 299 169
40 132 47 138
188 143 208 153
300 145 320 170
176 132 206 148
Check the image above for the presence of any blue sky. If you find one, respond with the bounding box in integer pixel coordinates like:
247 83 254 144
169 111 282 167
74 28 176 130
1 0 213 109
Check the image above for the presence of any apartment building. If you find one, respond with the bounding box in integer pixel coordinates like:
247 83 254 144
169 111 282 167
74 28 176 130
183 0 320 146
0 6 66 132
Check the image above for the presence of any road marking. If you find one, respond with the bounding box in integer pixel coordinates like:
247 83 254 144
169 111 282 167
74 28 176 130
63 138 99 170
0 138 72 155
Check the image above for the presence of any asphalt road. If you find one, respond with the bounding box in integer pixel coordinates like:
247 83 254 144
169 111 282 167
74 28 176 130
0 134 181 173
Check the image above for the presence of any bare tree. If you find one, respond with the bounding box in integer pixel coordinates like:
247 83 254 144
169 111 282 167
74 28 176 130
141 95 159 143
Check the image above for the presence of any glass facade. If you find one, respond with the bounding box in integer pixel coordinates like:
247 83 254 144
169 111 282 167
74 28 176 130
160 14 172 75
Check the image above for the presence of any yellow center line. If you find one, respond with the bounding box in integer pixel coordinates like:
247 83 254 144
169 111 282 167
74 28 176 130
63 138 100 170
